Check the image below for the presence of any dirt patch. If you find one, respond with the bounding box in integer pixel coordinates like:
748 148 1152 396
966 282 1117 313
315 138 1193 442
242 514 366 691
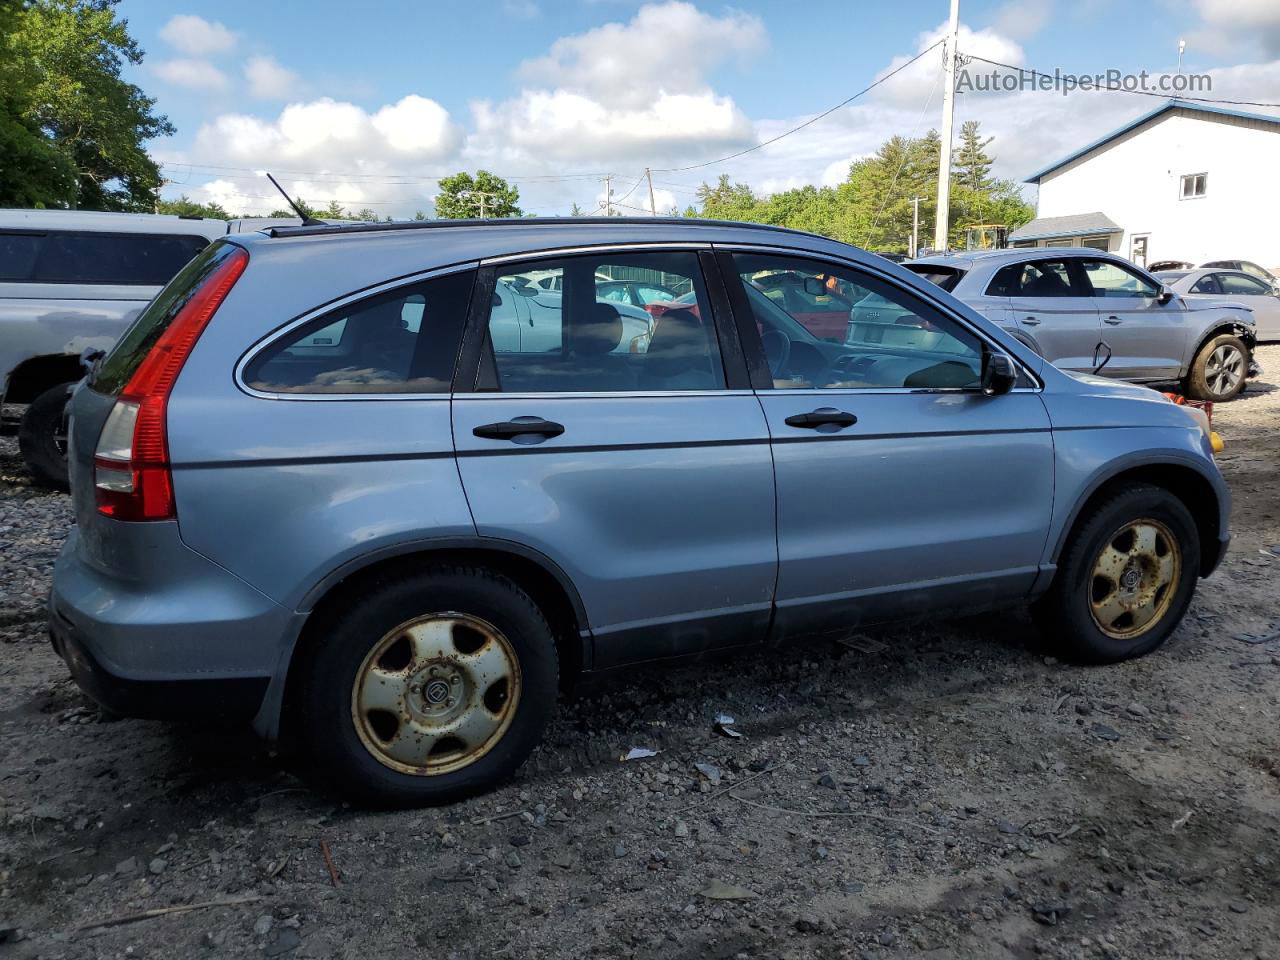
2 348 1278 959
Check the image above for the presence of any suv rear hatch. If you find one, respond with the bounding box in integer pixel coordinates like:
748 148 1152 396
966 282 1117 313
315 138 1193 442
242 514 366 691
68 240 247 562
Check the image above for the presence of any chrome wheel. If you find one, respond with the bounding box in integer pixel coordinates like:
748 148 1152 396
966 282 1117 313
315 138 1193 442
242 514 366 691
1089 519 1181 640
1205 343 1244 397
351 613 520 776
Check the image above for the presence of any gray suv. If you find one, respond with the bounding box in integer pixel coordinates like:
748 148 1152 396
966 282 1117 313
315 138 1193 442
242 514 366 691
51 219 1230 805
906 248 1259 401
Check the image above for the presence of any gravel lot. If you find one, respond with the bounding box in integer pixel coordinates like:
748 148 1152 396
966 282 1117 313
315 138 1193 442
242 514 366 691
2 349 1278 960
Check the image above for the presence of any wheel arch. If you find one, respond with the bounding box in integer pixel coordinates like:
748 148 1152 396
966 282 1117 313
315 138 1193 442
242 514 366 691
1191 317 1257 364
1051 462 1224 579
4 354 83 405
269 538 592 743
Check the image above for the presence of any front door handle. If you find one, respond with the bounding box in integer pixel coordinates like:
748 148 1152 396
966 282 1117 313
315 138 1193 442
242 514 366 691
784 408 858 429
1104 315 1123 325
1021 315 1040 325
473 416 565 441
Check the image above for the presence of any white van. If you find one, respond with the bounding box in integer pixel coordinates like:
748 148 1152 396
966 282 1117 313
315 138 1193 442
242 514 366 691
0 210 304 487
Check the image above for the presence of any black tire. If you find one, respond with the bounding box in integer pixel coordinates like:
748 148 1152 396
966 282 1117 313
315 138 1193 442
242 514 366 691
1185 332 1249 402
18 382 73 491
1033 484 1199 665
294 565 558 806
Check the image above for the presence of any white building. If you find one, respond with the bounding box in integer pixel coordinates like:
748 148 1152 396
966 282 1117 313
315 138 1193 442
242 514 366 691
1010 100 1280 271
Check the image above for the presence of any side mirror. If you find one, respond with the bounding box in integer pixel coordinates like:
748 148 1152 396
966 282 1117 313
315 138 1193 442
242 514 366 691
802 276 827 296
982 351 1017 396
1157 284 1175 305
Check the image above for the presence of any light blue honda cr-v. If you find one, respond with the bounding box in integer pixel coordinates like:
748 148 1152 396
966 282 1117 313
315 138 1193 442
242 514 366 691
50 218 1230 805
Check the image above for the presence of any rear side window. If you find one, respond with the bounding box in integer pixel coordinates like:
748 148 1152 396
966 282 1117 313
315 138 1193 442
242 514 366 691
92 241 242 396
0 230 209 284
243 270 473 395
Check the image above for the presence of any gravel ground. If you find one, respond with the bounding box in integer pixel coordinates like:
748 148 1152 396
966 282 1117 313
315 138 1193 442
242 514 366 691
2 349 1278 960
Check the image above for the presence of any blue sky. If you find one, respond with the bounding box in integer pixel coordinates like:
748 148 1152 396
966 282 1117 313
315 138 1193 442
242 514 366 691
118 0 1280 217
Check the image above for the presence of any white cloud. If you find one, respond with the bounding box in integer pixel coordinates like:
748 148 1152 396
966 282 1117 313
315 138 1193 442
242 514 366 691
519 1 764 108
159 14 236 56
466 1 763 175
165 95 460 216
244 55 301 100
1193 0 1280 55
875 21 1026 105
154 58 230 93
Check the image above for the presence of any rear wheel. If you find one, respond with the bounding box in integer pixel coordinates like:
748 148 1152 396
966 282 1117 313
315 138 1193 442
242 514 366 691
295 566 558 806
17 382 73 491
1033 484 1199 664
1185 333 1248 401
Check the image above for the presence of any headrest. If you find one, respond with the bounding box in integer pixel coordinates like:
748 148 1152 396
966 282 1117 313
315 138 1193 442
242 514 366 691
569 302 624 356
646 308 707 371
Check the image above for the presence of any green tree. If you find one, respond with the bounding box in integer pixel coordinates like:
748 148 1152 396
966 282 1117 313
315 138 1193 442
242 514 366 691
569 202 584 217
155 194 232 219
435 170 522 219
0 0 78 207
412 210 429 220
694 175 759 221
954 120 994 192
12 0 174 211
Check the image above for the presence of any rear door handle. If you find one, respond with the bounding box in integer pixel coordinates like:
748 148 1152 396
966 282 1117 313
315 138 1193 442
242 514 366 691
784 408 858 429
472 416 565 440
1021 315 1040 325
1104 315 1123 325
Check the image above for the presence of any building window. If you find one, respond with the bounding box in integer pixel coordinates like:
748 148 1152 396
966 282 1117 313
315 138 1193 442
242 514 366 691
1180 173 1207 199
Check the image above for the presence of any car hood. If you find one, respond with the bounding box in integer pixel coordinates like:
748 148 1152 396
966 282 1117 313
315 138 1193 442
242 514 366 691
1060 369 1173 401
1178 294 1255 315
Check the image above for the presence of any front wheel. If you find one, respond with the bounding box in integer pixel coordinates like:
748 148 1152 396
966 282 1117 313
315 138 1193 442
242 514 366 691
1033 484 1200 664
1185 333 1249 401
18 382 74 491
294 566 558 806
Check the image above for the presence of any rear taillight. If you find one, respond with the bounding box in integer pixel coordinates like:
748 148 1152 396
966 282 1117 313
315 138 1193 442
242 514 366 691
95 247 248 521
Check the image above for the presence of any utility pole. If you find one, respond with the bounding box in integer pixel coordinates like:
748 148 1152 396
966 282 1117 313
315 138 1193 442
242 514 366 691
910 196 925 258
933 0 960 253
460 190 500 218
604 175 613 217
645 168 657 216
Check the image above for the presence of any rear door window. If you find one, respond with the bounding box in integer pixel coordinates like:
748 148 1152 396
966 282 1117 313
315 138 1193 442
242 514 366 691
480 251 724 393
244 271 473 395
0 230 210 284
987 260 1076 297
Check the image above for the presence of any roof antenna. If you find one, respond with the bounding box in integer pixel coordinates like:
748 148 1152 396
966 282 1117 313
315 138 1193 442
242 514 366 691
264 172 324 227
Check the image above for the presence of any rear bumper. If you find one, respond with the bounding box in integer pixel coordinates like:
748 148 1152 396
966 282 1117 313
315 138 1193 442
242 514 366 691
49 605 268 721
49 526 290 723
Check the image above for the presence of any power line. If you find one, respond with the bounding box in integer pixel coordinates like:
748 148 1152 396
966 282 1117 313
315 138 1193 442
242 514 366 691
961 54 1280 108
650 38 944 174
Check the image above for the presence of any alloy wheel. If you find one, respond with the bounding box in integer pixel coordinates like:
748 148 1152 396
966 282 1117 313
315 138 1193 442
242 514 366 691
351 613 521 776
1088 518 1182 640
1205 343 1244 397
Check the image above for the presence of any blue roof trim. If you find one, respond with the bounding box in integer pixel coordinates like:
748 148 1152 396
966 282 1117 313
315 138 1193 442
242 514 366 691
1024 99 1280 184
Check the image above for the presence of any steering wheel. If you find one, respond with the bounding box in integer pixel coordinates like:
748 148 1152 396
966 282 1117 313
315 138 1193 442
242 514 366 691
760 329 791 379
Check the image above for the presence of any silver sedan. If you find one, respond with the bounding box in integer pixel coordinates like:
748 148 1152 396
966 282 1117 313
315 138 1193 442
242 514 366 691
1156 269 1280 342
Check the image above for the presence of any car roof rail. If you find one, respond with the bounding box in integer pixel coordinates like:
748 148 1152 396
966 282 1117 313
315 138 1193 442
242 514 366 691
265 216 818 241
